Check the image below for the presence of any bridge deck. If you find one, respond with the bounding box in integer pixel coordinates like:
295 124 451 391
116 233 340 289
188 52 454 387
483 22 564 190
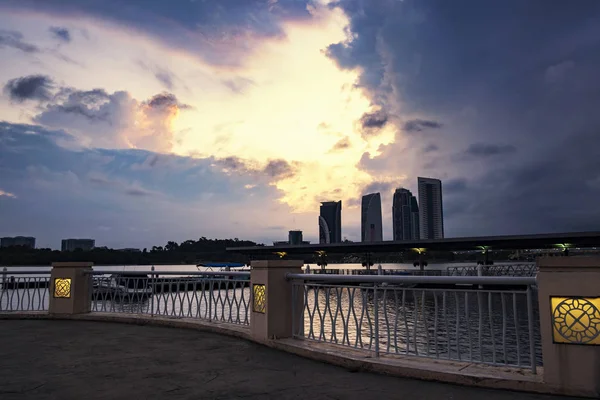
226 231 600 255
0 320 579 400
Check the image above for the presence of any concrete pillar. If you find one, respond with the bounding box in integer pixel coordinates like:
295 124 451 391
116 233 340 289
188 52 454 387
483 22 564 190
250 260 303 342
537 257 600 397
49 262 93 315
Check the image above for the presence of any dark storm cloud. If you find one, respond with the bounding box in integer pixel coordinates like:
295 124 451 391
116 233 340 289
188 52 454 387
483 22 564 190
323 0 600 235
403 119 443 132
49 26 71 42
5 0 316 66
360 110 388 129
4 75 54 102
465 143 516 157
0 30 39 53
448 128 600 235
444 178 467 193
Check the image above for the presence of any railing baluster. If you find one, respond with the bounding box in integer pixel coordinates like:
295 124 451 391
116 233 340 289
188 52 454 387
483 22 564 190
373 285 379 357
465 291 472 361
488 292 496 365
527 285 537 374
501 292 507 364
513 292 521 367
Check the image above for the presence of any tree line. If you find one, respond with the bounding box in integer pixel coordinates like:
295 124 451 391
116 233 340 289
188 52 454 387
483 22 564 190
0 237 262 266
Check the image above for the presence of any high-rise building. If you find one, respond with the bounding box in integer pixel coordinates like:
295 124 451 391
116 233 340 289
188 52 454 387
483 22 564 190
319 201 342 244
392 188 419 241
61 239 95 252
361 193 383 242
410 196 420 240
417 177 444 239
288 230 303 245
0 236 36 248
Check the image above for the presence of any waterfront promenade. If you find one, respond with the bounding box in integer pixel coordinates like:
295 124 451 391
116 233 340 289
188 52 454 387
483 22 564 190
0 320 579 400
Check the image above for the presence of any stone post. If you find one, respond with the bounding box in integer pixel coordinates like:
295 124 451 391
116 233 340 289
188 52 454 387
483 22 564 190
250 260 303 342
49 262 93 315
537 257 600 398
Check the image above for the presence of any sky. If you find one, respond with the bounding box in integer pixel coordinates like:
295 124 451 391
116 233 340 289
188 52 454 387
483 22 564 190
1 0 599 249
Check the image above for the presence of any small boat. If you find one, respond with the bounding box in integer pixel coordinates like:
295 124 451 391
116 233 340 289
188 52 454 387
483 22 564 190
196 262 247 270
92 274 153 300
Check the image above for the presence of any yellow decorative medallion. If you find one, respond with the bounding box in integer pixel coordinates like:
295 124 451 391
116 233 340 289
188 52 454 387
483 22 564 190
54 278 72 298
253 284 266 314
551 297 600 345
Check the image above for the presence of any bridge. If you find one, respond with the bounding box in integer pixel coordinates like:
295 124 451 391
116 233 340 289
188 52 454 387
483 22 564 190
226 231 600 256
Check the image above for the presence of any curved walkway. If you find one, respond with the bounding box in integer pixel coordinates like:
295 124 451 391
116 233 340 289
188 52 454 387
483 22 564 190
0 320 578 400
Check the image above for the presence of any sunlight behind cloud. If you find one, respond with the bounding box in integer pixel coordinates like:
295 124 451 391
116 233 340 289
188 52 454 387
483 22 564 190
0 3 395 216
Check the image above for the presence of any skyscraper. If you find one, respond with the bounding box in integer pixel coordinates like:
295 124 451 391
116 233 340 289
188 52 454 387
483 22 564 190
319 201 342 244
418 177 444 239
361 193 383 242
392 188 419 241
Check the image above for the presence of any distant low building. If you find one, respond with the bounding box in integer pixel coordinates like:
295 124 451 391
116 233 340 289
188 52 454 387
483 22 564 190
0 236 36 249
61 239 95 252
118 248 141 253
288 230 303 245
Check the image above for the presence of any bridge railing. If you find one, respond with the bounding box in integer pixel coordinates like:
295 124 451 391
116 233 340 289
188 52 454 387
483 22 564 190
88 270 251 326
0 269 50 312
288 274 540 373
447 264 537 277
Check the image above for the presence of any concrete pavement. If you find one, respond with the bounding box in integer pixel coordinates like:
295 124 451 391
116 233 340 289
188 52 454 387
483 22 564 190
0 320 581 400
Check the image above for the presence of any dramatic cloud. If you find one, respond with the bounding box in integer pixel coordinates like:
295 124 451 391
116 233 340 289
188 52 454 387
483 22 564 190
403 119 443 133
15 79 192 151
2 0 317 67
3 0 600 244
49 26 71 43
4 75 54 102
0 30 38 53
465 143 517 157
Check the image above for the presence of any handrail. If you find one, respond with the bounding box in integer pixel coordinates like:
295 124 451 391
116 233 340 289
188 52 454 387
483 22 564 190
88 270 250 277
286 273 536 286
1 270 51 275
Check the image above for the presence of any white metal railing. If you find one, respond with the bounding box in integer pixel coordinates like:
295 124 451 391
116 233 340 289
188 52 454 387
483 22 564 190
288 274 540 373
447 264 537 277
88 270 251 326
0 270 50 312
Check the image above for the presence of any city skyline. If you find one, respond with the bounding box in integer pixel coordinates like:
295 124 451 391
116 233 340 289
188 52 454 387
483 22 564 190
1 1 599 248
